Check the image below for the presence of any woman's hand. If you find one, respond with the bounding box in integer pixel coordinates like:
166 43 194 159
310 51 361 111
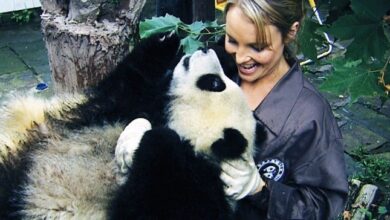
220 154 265 200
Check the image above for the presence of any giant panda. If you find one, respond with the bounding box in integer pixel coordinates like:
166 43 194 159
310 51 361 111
0 32 265 219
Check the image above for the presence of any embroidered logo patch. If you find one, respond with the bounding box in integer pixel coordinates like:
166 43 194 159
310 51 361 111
257 158 285 181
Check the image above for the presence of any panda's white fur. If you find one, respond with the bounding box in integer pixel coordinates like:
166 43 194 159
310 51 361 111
167 49 256 156
0 40 258 219
0 94 86 164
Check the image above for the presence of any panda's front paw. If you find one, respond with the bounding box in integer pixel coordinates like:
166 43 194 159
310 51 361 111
211 128 248 160
115 118 152 174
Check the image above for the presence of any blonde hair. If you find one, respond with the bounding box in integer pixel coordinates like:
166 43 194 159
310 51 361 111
225 0 304 48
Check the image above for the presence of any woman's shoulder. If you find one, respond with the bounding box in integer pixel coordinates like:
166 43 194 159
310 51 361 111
297 78 333 115
290 78 341 137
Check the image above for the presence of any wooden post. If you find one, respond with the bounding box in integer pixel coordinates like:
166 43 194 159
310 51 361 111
156 0 215 23
40 0 146 93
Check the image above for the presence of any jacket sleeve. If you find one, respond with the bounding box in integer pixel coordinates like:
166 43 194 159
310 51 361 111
235 122 349 220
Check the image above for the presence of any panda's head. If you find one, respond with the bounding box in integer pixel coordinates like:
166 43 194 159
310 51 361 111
167 49 257 158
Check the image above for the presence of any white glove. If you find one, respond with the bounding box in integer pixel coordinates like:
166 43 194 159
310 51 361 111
115 118 152 174
220 154 265 200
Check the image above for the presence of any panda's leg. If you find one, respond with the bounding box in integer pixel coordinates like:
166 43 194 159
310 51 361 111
211 128 248 160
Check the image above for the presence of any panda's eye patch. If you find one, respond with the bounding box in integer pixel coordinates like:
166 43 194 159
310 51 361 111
183 56 191 71
196 74 226 92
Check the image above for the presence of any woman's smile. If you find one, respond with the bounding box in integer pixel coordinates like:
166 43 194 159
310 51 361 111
238 63 259 76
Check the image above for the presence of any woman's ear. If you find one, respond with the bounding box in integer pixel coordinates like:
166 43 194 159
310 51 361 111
286 21 300 43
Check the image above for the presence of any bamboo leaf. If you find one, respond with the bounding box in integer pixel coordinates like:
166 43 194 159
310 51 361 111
188 21 206 35
139 14 182 39
181 36 204 54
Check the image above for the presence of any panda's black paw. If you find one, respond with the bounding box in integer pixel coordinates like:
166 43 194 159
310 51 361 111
211 128 248 160
147 31 180 54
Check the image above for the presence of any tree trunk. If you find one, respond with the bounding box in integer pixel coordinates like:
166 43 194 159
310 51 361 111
40 0 146 93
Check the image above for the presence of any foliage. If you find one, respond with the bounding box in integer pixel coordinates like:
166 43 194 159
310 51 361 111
348 146 390 220
351 147 390 185
139 14 225 54
139 0 390 103
316 0 390 103
0 8 39 25
11 9 34 24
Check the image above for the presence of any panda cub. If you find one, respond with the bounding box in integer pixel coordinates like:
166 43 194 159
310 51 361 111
0 32 263 219
110 48 259 219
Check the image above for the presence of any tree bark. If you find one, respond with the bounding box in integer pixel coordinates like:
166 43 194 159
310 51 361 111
40 0 146 93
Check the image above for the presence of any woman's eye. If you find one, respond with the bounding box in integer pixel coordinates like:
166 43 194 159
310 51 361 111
227 38 237 45
251 45 264 52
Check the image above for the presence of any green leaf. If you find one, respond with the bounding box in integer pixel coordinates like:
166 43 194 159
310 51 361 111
344 26 390 61
188 21 206 35
330 0 350 9
351 0 390 21
298 18 326 61
323 14 378 40
349 70 382 102
181 36 204 54
378 206 388 214
204 20 221 29
139 14 182 39
320 59 384 102
323 14 390 61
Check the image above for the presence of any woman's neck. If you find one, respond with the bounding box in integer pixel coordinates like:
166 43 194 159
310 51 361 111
241 57 290 111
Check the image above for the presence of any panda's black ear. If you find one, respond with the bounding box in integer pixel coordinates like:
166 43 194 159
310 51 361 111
211 128 248 160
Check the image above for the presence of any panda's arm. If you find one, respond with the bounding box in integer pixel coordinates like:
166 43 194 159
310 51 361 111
118 31 181 83
210 128 248 160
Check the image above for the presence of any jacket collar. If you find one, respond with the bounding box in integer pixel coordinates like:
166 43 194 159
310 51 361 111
253 60 303 136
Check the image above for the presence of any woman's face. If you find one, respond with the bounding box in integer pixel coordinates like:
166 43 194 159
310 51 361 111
225 5 289 84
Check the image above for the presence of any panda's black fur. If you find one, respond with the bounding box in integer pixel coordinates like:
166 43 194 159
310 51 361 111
63 32 182 128
0 32 265 220
109 128 233 219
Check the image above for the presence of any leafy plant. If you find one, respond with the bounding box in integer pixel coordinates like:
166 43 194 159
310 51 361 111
350 146 390 186
139 14 225 54
317 0 390 103
11 9 34 24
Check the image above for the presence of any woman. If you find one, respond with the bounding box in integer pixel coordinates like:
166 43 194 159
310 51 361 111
220 0 349 219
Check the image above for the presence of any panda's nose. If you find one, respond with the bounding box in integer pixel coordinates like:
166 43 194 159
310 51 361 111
201 47 209 54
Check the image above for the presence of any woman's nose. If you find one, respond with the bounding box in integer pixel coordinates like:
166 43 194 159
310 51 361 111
235 48 251 64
